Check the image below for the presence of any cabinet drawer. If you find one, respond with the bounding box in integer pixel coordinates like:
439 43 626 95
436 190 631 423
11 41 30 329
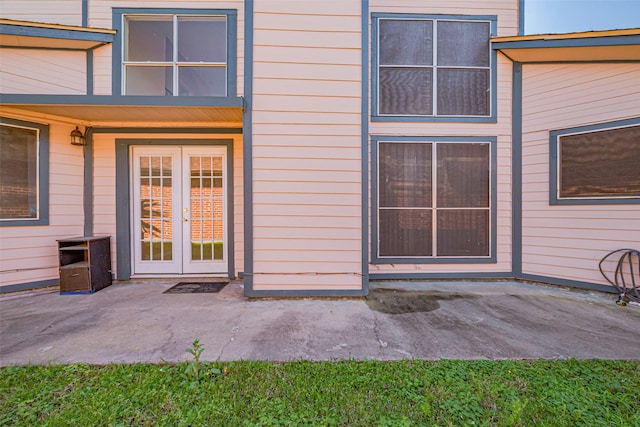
60 267 90 293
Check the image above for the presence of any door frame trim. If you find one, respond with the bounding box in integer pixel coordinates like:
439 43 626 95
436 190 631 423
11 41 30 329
115 138 235 280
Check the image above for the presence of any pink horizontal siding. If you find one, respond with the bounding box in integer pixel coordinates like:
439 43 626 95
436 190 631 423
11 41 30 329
521 63 640 286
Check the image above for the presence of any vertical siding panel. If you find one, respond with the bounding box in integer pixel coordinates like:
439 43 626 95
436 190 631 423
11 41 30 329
251 1 363 290
522 63 640 286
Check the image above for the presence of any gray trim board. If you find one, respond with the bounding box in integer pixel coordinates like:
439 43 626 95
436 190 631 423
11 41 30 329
111 8 237 97
520 273 617 294
243 0 254 296
86 50 94 95
115 138 235 280
502 60 640 65
370 272 513 280
361 0 370 295
512 62 523 276
245 288 367 298
370 135 498 265
0 278 59 294
0 117 49 227
518 0 525 35
91 127 241 134
492 35 640 50
82 0 88 27
371 13 498 124
83 128 93 236
0 24 114 44
0 94 244 108
549 117 640 205
0 45 88 51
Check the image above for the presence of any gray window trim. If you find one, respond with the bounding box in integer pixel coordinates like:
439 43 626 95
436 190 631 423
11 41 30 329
549 117 640 205
371 135 497 264
0 117 49 226
372 13 497 123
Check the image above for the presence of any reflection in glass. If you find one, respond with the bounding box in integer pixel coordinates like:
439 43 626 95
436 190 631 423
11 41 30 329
139 156 173 261
189 155 224 262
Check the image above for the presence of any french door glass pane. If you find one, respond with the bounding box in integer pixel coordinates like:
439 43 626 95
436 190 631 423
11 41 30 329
125 17 173 62
190 156 224 262
437 21 490 67
379 20 433 65
139 156 173 261
126 66 173 95
437 68 489 116
379 209 432 257
379 68 433 115
379 142 432 207
437 209 489 256
178 66 226 96
437 143 489 207
177 16 227 62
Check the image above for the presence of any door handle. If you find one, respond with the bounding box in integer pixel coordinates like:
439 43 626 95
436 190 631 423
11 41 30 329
183 217 189 222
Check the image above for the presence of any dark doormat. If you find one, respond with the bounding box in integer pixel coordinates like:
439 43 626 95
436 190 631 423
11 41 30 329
164 282 228 294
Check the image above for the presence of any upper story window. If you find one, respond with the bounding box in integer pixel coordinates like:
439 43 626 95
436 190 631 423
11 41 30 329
0 118 49 226
114 9 237 97
372 14 495 121
551 118 640 204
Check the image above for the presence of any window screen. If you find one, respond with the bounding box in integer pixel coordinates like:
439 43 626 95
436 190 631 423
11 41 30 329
377 17 491 117
0 125 39 220
377 141 491 259
559 125 640 199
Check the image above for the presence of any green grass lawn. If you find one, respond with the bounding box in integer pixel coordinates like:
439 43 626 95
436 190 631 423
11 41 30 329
1 359 638 426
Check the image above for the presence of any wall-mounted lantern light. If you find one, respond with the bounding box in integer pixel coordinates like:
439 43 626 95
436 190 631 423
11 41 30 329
70 126 85 146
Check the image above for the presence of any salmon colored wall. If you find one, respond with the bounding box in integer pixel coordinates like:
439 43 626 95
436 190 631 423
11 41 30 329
250 0 363 290
0 50 86 95
521 63 640 286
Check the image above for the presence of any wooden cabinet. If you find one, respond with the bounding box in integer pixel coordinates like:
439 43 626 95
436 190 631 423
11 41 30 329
58 236 112 294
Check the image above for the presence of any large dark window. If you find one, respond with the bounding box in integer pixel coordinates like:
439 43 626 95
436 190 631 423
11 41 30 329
375 16 492 118
0 124 39 220
377 141 491 259
557 124 640 200
123 14 228 96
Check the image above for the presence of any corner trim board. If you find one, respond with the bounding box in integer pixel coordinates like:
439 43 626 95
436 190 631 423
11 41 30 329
242 0 254 296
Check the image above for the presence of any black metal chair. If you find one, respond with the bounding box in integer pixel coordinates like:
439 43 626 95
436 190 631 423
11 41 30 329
599 249 640 306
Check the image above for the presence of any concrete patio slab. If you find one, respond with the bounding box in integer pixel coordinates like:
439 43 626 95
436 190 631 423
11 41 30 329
1 280 639 365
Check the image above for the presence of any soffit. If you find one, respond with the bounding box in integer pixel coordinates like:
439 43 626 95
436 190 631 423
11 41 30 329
0 95 244 125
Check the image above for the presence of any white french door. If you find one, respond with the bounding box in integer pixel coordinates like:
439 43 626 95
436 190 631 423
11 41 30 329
131 146 227 275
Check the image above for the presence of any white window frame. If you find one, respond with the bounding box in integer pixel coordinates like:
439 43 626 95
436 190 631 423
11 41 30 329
121 14 228 96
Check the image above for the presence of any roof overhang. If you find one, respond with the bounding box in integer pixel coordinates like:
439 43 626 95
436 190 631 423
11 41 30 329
0 95 244 125
492 28 640 63
0 19 115 50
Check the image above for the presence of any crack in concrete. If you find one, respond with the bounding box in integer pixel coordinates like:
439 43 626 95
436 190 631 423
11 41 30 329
371 311 388 357
216 303 248 361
